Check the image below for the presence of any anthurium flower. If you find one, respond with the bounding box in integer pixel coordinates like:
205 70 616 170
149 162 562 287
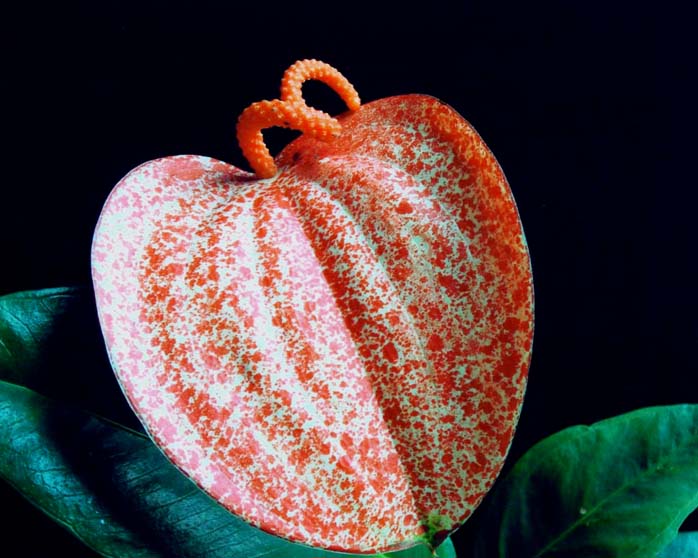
92 59 533 554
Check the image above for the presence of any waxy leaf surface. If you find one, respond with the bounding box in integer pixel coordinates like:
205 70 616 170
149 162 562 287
0 287 140 429
657 532 698 557
473 405 698 558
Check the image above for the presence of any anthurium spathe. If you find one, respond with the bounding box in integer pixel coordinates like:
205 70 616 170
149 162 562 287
91 60 534 553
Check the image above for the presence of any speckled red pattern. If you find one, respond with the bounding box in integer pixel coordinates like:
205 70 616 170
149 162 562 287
92 94 533 553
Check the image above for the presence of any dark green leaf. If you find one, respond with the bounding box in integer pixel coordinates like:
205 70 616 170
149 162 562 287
378 539 456 558
385 536 456 558
0 287 140 429
0 287 78 379
473 405 698 558
0 379 455 558
657 532 698 557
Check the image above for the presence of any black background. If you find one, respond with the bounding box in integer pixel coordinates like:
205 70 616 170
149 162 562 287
2 1 695 556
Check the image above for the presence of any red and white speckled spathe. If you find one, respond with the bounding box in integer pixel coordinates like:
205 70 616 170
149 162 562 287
92 94 533 553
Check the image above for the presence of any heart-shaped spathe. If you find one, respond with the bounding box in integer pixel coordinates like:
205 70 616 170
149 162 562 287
92 94 533 553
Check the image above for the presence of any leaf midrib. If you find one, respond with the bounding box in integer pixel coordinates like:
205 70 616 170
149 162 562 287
532 433 698 557
0 289 79 370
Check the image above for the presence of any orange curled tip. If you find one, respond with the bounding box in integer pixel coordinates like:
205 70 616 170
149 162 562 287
236 59 361 179
280 59 361 112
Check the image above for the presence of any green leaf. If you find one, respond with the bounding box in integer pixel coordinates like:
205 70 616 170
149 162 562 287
433 536 456 558
472 405 698 558
0 287 140 429
384 538 456 558
0 287 78 380
0 378 455 558
657 532 698 557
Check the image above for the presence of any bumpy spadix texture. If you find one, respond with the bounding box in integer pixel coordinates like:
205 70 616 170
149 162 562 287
92 95 533 553
237 59 361 178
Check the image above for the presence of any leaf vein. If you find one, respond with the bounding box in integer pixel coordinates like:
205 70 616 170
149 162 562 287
532 436 698 557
